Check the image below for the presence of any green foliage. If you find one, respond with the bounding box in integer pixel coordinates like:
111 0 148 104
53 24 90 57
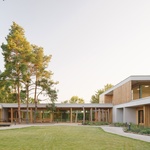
0 22 58 105
90 84 113 103
1 22 32 105
62 96 85 103
69 96 84 103
46 103 56 112
84 121 109 126
61 100 68 103
125 123 150 135
111 122 127 127
90 89 104 103
113 122 150 135
0 22 58 123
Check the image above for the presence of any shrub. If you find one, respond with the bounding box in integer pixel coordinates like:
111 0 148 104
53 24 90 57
111 122 127 127
83 121 109 126
125 123 150 135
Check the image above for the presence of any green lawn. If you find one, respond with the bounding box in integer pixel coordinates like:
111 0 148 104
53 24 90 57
0 126 149 150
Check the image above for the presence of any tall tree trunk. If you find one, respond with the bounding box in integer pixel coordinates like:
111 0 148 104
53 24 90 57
17 83 21 124
34 76 38 123
26 83 29 124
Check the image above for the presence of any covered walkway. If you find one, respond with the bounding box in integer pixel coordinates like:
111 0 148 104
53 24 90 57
0 103 113 124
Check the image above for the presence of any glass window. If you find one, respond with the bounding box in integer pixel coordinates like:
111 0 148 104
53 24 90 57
138 110 144 124
132 84 150 100
141 85 150 98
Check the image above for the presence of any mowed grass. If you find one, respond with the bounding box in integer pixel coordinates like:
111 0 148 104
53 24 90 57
0 126 149 150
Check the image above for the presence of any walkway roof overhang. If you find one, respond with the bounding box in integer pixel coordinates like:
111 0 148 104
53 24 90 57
114 97 150 108
0 103 113 109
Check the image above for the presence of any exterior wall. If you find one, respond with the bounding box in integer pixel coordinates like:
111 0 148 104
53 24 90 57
0 109 2 121
144 105 150 127
113 81 132 105
113 106 123 123
113 107 137 124
124 107 136 124
116 108 123 122
105 95 113 103
100 94 113 103
99 95 105 103
2 108 8 122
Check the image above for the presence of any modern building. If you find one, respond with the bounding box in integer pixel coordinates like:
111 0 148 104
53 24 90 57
100 75 150 127
0 75 150 126
0 103 113 124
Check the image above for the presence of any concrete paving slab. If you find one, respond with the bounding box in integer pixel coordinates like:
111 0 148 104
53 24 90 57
100 126 150 143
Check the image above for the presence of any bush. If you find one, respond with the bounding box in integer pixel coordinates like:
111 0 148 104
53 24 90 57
125 123 150 135
111 122 127 127
83 121 109 126
139 128 150 135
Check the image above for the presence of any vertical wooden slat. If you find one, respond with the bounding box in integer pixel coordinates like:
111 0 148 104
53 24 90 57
90 108 93 122
70 108 72 123
98 109 100 122
83 107 85 124
105 110 107 122
30 108 33 123
108 109 109 123
102 109 104 122
11 108 13 123
95 107 97 121
40 111 42 123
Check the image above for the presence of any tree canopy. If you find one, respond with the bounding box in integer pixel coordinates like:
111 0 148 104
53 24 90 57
62 96 85 104
90 84 113 103
0 22 58 123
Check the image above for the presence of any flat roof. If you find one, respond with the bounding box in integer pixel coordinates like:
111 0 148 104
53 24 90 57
0 103 113 108
100 75 150 96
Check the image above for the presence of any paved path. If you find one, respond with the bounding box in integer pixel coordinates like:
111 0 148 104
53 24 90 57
101 126 150 143
0 123 149 142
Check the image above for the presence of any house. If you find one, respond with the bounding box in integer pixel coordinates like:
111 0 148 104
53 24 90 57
100 75 150 127
0 75 150 127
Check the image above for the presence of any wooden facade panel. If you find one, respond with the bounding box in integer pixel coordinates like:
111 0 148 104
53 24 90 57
144 105 150 127
113 81 132 105
100 95 105 103
105 95 113 103
0 109 1 121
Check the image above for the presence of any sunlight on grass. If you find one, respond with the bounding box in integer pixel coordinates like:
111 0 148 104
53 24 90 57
0 126 149 150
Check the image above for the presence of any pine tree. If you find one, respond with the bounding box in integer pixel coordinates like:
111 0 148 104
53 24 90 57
1 22 32 123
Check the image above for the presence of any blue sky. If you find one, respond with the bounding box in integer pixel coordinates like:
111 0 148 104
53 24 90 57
1 0 150 103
